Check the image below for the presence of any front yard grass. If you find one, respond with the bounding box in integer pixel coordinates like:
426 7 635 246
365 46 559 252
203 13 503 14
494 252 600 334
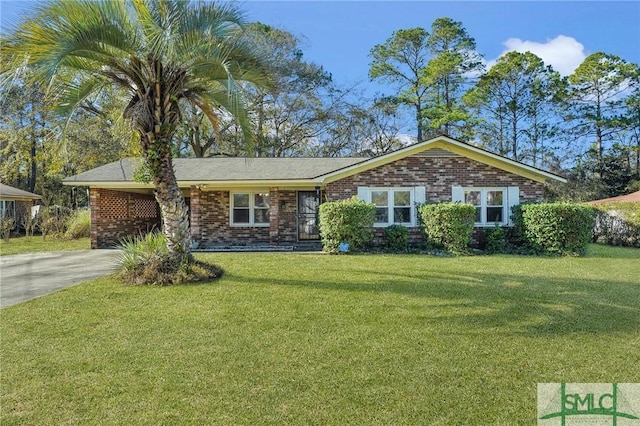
0 236 90 255
2 244 639 424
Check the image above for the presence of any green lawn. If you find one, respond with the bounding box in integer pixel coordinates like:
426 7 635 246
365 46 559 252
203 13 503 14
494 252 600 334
0 236 90 255
2 244 639 425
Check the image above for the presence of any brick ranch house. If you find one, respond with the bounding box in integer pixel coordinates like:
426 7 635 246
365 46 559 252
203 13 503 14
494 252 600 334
0 183 42 222
63 136 566 249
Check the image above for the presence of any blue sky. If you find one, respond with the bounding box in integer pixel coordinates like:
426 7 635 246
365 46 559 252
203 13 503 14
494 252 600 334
2 1 639 94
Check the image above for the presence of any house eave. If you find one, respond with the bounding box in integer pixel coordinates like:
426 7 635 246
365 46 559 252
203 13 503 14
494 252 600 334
63 179 325 190
0 196 42 201
62 181 154 189
184 180 324 190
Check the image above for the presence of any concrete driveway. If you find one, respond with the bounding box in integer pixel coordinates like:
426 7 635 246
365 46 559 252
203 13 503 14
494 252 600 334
0 250 120 308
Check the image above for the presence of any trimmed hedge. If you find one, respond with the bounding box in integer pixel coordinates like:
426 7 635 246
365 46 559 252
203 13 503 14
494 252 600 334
518 203 595 255
418 202 476 254
483 225 506 254
318 197 376 253
592 202 640 247
385 224 409 252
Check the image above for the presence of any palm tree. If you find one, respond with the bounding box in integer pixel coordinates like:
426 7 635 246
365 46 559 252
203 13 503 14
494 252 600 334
1 0 270 262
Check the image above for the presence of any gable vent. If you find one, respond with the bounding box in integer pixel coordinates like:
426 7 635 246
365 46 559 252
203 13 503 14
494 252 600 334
412 148 460 158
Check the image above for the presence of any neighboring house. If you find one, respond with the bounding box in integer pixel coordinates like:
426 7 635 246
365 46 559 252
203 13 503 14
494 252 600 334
63 135 566 249
0 183 42 222
587 190 640 248
586 190 640 205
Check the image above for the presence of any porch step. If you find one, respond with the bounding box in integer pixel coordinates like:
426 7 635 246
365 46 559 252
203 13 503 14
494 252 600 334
194 244 294 252
193 241 323 253
292 242 323 252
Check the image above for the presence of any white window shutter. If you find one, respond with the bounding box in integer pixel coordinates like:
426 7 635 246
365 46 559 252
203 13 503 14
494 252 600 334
413 187 426 227
507 186 520 225
357 186 369 202
414 186 426 204
451 186 464 203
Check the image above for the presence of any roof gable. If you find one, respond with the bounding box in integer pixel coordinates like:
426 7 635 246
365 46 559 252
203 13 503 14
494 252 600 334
317 136 566 184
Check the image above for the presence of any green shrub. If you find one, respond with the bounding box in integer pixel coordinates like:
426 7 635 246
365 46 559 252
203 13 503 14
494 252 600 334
118 231 169 275
65 209 91 239
418 202 476 254
520 203 595 255
20 209 40 237
0 216 16 240
592 202 640 247
508 203 529 247
117 232 222 285
483 225 506 254
385 224 409 252
318 197 376 253
39 205 72 238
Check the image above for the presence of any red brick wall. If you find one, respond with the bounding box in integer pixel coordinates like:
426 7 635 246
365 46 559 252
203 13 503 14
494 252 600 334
326 155 544 202
325 155 546 246
90 188 160 248
190 188 299 245
277 190 298 243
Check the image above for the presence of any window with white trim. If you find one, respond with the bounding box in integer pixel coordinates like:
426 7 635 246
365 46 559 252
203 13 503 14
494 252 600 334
359 187 423 227
230 192 270 226
463 188 506 225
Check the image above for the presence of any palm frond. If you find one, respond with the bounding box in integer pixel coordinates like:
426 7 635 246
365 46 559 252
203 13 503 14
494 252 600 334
3 0 272 154
53 74 108 116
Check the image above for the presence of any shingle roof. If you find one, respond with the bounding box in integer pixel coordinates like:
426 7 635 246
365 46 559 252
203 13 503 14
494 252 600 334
587 190 640 204
63 136 567 187
0 183 42 200
63 157 368 183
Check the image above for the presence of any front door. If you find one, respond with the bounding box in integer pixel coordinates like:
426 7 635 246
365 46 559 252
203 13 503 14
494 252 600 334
297 191 320 241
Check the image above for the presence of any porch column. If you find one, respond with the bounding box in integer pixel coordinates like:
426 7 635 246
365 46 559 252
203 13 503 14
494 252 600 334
269 187 279 244
89 187 100 249
190 186 202 248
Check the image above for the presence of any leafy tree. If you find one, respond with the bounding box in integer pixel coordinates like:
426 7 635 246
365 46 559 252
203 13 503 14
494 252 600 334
370 27 430 142
549 140 640 202
311 97 408 157
601 144 640 196
0 78 55 194
1 74 135 208
465 51 565 165
350 99 408 156
245 23 344 157
2 0 270 262
566 52 639 176
622 90 640 182
174 23 347 159
173 103 235 157
61 102 137 207
422 17 484 139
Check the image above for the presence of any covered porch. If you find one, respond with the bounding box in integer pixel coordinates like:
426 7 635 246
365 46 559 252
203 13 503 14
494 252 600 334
188 185 322 249
88 186 323 250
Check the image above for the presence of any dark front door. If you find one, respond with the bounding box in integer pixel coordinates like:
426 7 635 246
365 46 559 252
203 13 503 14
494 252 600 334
297 191 320 241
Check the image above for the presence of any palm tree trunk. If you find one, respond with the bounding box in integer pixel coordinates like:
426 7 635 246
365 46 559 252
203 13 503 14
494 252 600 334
152 154 192 262
142 134 192 263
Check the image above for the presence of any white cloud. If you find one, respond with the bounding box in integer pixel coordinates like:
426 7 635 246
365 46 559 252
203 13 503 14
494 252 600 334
487 35 587 76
